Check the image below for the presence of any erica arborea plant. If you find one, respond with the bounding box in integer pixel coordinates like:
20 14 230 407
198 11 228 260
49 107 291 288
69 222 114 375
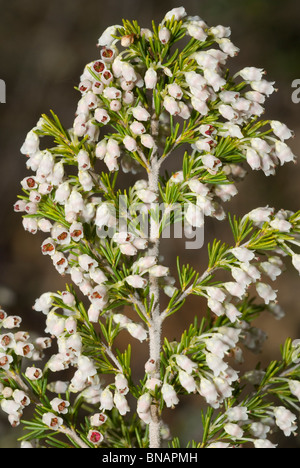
3 6 300 448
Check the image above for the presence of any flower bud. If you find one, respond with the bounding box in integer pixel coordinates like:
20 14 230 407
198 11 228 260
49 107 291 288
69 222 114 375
113 314 131 327
256 282 277 304
175 355 197 374
20 130 40 155
33 292 53 315
191 96 209 115
98 25 121 47
2 388 13 399
42 412 63 430
178 101 191 119
159 27 171 44
120 62 137 82
292 254 300 275
77 149 91 170
218 38 239 56
251 79 276 96
121 34 135 47
199 378 218 406
186 23 207 41
130 121 146 135
137 392 152 414
140 28 153 40
21 176 37 191
164 7 186 21
13 199 27 212
119 243 138 256
145 358 157 374
95 140 107 159
88 430 104 445
0 333 15 350
65 317 77 335
136 188 157 203
149 265 169 277
161 383 179 408
54 181 71 204
163 96 180 115
110 99 122 112
115 374 129 395
1 399 21 416
100 387 114 411
145 68 157 89
0 353 12 371
275 141 296 165
140 134 156 149
22 218 38 234
90 268 108 285
185 71 206 90
271 120 293 141
179 371 196 393
132 105 150 122
231 247 255 263
218 104 238 121
247 206 273 225
185 203 204 228
123 90 134 105
145 377 161 392
46 311 65 337
133 238 148 250
20 441 34 448
100 47 116 63
239 67 265 82
223 281 246 299
51 224 70 245
121 135 136 152
95 108 110 124
87 304 100 323
167 83 183 99
126 323 147 342
274 406 297 436
92 81 104 94
13 389 30 407
114 391 130 415
226 406 248 422
50 397 70 414
92 60 106 74
79 170 94 191
90 413 107 426
246 147 261 170
3 316 22 329
224 423 244 439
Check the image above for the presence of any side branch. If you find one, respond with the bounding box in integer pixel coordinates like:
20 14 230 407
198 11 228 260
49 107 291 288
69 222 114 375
148 157 162 449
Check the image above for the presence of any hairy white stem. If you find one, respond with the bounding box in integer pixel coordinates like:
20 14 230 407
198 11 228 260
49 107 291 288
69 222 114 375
59 426 89 448
148 158 162 448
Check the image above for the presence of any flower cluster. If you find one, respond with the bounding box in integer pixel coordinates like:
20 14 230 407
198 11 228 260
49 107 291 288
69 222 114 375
5 6 300 449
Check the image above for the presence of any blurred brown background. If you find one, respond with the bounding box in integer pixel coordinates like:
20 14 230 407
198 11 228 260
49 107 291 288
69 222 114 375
0 0 300 448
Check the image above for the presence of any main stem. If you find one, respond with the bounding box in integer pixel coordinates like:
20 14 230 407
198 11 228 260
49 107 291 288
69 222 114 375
148 157 162 449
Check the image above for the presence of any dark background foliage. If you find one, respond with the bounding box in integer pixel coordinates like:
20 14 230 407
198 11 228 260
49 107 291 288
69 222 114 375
0 0 300 447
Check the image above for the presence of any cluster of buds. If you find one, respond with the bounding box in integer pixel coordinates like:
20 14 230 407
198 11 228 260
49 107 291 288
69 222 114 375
0 307 52 427
162 326 240 410
100 374 130 417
